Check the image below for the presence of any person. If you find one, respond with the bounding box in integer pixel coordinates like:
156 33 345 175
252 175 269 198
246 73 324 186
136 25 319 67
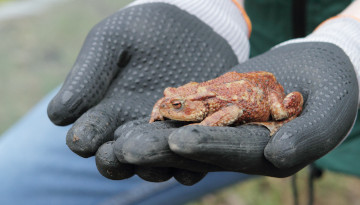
1 0 360 204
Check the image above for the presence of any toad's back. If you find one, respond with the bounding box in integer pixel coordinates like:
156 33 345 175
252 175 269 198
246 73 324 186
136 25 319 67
150 71 303 136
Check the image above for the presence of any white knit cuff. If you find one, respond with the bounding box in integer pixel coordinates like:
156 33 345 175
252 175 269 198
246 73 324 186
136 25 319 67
127 0 250 63
278 17 360 105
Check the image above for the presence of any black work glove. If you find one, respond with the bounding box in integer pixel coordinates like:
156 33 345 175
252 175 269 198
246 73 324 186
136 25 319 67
47 3 243 185
112 42 358 179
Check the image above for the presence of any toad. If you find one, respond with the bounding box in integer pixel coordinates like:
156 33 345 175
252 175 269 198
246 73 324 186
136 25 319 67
149 71 303 135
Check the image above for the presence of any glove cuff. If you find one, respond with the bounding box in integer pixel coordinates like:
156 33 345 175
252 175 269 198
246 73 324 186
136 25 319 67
128 0 250 63
278 16 360 106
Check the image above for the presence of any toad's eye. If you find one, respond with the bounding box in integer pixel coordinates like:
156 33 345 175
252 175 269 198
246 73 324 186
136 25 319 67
171 100 182 109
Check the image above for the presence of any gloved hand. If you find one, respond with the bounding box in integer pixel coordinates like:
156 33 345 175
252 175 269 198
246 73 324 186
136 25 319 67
47 0 250 185
110 14 360 181
113 41 358 178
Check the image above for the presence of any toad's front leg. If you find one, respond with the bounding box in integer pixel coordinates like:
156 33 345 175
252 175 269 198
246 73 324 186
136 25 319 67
149 97 165 123
199 104 243 126
269 91 304 120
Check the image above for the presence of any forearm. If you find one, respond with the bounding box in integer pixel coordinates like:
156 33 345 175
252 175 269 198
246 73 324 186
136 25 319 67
340 0 360 18
129 0 250 63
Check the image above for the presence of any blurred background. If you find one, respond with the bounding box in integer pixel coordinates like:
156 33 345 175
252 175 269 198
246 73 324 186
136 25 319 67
0 0 359 204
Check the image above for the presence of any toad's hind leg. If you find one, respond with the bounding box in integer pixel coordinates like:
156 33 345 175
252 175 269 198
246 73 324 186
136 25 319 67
249 117 295 136
199 104 243 126
270 91 304 120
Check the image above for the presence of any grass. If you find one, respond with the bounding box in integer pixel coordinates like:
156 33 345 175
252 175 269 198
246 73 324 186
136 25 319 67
188 169 360 205
0 0 131 134
1 1 360 204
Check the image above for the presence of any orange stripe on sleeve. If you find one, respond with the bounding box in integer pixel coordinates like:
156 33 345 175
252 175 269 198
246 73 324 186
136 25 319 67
315 15 360 31
231 0 252 37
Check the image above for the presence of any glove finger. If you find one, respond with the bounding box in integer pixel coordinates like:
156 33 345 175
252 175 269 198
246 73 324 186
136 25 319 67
113 119 187 162
65 95 145 157
47 16 131 126
114 120 222 172
114 118 188 162
264 91 357 169
135 166 173 182
95 141 134 180
113 118 188 141
173 169 207 186
96 140 174 183
169 125 302 177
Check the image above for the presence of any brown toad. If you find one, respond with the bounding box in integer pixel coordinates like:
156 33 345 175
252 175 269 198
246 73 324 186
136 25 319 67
149 71 303 135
